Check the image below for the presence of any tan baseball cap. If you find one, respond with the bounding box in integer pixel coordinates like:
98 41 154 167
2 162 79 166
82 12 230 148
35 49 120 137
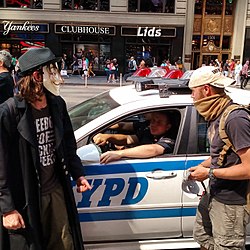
188 66 235 89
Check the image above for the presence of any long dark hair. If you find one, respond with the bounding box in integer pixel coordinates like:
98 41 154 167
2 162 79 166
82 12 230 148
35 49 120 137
18 74 44 103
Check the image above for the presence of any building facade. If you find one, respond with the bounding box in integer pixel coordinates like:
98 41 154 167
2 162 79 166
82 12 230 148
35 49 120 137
0 0 250 74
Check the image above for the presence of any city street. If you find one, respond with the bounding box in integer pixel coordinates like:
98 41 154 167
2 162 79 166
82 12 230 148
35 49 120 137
60 75 126 108
60 75 250 109
60 84 114 108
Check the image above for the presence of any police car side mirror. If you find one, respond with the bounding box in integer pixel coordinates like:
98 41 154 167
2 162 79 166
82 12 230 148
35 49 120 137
77 144 101 164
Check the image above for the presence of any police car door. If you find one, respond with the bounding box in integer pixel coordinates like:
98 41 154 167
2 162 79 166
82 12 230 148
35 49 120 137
182 108 210 237
75 107 188 243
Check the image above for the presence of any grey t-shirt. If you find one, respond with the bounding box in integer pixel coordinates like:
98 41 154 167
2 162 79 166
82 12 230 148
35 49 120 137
32 106 59 195
208 108 250 205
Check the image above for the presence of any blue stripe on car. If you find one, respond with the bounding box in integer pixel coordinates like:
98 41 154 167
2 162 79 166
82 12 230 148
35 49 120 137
84 159 203 176
78 207 197 222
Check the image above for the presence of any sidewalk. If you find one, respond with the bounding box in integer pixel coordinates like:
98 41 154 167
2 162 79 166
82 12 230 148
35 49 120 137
63 75 250 91
63 75 130 86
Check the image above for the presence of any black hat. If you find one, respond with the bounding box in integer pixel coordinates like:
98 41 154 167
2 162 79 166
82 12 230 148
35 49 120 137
18 47 59 76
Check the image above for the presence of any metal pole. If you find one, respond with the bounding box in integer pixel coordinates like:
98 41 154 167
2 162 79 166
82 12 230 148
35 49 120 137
85 74 88 87
120 73 122 87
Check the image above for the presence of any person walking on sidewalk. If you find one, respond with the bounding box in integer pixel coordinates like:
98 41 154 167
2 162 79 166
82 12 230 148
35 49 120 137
241 60 250 89
234 60 242 86
188 66 250 250
88 62 95 77
71 53 80 75
0 50 14 104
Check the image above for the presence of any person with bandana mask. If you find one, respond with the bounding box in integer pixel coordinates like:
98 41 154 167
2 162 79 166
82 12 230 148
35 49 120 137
188 66 250 250
0 47 91 250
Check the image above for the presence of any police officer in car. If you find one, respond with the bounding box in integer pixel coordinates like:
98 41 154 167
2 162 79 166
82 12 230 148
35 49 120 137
93 111 175 164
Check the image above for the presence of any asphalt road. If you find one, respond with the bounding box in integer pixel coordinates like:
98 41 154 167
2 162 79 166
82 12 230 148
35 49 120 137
60 84 115 109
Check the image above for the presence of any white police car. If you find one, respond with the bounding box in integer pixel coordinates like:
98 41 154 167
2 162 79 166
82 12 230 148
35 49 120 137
69 84 250 250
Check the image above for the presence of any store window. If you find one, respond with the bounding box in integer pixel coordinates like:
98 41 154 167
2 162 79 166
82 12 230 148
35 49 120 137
0 0 43 8
62 0 109 11
0 38 45 57
61 43 110 72
125 37 172 66
128 0 175 13
222 36 230 50
194 0 203 15
225 1 234 15
205 0 222 15
192 35 201 51
60 33 111 71
203 35 220 47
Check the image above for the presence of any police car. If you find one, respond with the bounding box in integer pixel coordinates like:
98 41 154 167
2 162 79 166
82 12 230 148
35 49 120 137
69 84 250 250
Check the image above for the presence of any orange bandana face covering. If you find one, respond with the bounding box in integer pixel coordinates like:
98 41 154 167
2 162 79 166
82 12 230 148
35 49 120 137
194 93 232 121
43 62 64 96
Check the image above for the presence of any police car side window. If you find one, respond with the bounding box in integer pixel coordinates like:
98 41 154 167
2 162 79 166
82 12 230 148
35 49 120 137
197 114 209 154
89 110 181 155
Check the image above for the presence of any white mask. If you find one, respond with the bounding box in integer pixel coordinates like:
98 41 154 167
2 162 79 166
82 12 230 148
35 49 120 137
43 62 64 96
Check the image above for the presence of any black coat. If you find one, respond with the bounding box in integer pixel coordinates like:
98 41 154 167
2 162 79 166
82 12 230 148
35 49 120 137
0 92 85 250
0 72 14 104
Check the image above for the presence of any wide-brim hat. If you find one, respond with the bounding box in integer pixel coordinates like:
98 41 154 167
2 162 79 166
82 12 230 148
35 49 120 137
18 47 60 76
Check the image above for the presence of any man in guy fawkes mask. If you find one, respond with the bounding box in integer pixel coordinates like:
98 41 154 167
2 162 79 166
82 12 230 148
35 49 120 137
0 47 91 250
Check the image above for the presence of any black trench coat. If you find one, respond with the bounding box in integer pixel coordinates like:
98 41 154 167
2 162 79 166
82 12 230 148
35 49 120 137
0 91 85 250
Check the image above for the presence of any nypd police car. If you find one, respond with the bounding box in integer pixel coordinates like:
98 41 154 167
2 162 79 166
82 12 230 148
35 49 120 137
69 84 250 250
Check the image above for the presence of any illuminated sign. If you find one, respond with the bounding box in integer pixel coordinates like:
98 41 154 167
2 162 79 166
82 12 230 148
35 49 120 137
55 24 116 35
1 21 49 35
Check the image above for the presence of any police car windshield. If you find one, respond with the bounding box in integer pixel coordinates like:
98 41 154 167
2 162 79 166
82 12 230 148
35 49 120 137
68 91 120 131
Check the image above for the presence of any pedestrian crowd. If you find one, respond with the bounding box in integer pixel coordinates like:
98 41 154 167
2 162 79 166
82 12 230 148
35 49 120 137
204 58 250 89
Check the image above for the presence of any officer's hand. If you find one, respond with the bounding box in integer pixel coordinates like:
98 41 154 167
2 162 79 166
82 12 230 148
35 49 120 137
100 151 122 164
3 210 25 230
93 133 108 146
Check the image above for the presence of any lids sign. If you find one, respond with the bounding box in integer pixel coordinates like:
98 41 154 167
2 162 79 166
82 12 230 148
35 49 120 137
137 27 161 37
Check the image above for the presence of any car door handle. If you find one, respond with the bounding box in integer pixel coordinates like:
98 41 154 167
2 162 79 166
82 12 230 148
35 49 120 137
146 170 177 179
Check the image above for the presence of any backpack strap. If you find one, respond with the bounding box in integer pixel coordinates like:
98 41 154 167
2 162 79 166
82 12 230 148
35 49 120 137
218 104 250 210
218 104 250 166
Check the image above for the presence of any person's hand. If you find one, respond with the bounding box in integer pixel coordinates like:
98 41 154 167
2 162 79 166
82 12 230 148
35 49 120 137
3 210 25 230
100 151 122 164
76 176 92 193
189 165 209 182
93 133 108 146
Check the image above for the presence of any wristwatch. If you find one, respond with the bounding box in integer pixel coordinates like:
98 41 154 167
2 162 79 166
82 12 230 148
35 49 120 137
208 168 216 181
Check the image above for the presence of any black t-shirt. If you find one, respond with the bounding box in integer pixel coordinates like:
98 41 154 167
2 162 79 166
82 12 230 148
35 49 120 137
32 106 59 195
208 108 250 205
137 127 175 154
